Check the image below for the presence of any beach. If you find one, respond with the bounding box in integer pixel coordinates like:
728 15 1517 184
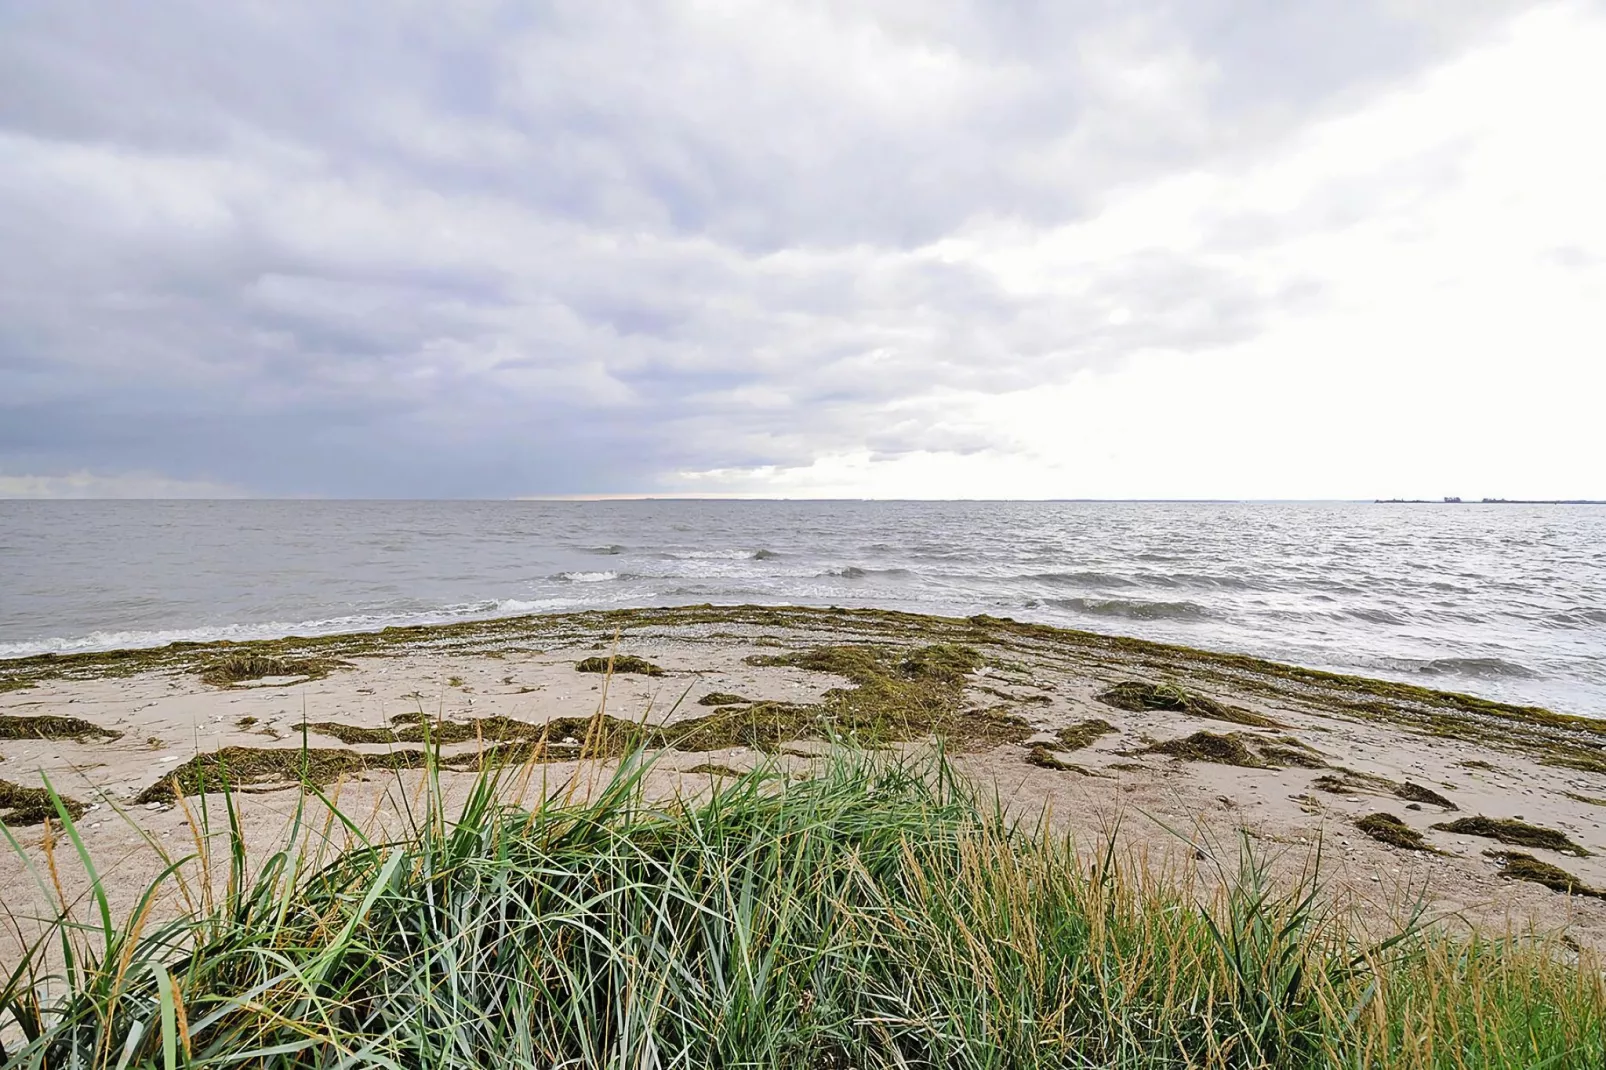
6 603 1605 959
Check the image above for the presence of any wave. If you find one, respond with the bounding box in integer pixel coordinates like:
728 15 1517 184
1412 657 1537 680
1025 571 1138 588
751 549 781 560
0 597 581 660
1543 608 1606 628
823 566 912 579
1348 607 1407 626
583 544 627 556
553 570 622 583
1048 597 1211 622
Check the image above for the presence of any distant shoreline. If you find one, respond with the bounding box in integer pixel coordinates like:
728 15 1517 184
1375 498 1606 505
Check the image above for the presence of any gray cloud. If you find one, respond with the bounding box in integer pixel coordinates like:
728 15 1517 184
0 0 1536 496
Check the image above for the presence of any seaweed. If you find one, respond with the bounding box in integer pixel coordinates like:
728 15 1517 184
1024 745 1104 775
1432 816 1590 857
1486 851 1602 897
1254 737 1328 769
1054 719 1117 751
1141 731 1265 768
1394 781 1457 810
133 747 432 804
697 692 751 707
682 763 743 778
1097 681 1281 728
199 655 339 687
0 715 121 742
0 779 87 825
576 655 665 677
1355 812 1439 853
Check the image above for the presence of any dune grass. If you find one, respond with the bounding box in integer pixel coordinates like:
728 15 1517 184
2 743 1602 1069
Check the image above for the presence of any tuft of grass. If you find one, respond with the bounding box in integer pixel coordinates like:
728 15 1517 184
1098 680 1283 727
3 749 1605 1069
1432 816 1590 857
1356 812 1440 854
0 715 121 742
576 654 664 676
1054 718 1117 750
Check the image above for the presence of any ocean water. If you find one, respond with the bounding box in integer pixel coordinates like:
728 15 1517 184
1 499 1602 716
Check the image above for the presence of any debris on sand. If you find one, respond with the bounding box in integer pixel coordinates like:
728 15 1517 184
1097 681 1282 728
1486 851 1603 897
1432 816 1590 857
576 655 665 676
1355 812 1440 853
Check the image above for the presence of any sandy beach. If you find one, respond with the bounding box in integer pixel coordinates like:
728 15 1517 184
5 604 1606 960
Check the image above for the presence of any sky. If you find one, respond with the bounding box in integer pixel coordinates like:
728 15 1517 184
1 1 1602 500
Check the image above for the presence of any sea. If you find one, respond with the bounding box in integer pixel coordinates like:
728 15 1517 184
1 500 1602 716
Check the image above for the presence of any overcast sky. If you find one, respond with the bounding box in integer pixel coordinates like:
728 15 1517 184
1 1 1602 500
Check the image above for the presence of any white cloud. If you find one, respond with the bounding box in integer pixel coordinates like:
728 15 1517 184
673 1 1606 498
0 470 244 499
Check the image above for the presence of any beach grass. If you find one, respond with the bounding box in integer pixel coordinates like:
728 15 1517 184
2 743 1603 1069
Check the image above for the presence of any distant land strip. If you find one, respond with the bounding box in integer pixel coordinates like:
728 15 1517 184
1376 498 1606 505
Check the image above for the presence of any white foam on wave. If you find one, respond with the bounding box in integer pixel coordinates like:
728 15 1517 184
0 597 582 659
554 570 621 583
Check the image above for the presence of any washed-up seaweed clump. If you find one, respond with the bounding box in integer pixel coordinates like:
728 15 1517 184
681 763 743 778
0 780 87 825
1024 745 1104 776
1097 682 1281 728
1355 813 1439 854
576 655 665 677
697 692 751 707
1142 731 1265 768
1312 770 1456 810
1055 719 1117 751
199 655 339 687
1486 851 1603 897
133 747 434 805
1432 816 1590 857
1395 781 1458 810
0 715 122 742
1254 737 1328 769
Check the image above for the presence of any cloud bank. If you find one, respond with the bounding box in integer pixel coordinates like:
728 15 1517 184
2 1 1602 498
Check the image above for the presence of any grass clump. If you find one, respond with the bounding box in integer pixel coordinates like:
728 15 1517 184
0 715 121 742
1356 812 1440 854
1024 744 1103 775
576 654 664 676
198 654 336 687
1098 680 1282 727
1432 816 1590 857
1486 851 1603 897
1054 718 1117 750
0 780 86 825
5 750 1606 1069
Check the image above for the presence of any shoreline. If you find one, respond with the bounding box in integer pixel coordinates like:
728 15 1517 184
4 602 1606 952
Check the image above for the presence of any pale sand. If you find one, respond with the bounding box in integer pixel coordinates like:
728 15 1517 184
3 604 1604 963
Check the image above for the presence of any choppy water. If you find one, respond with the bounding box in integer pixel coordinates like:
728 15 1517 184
1 500 1602 715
